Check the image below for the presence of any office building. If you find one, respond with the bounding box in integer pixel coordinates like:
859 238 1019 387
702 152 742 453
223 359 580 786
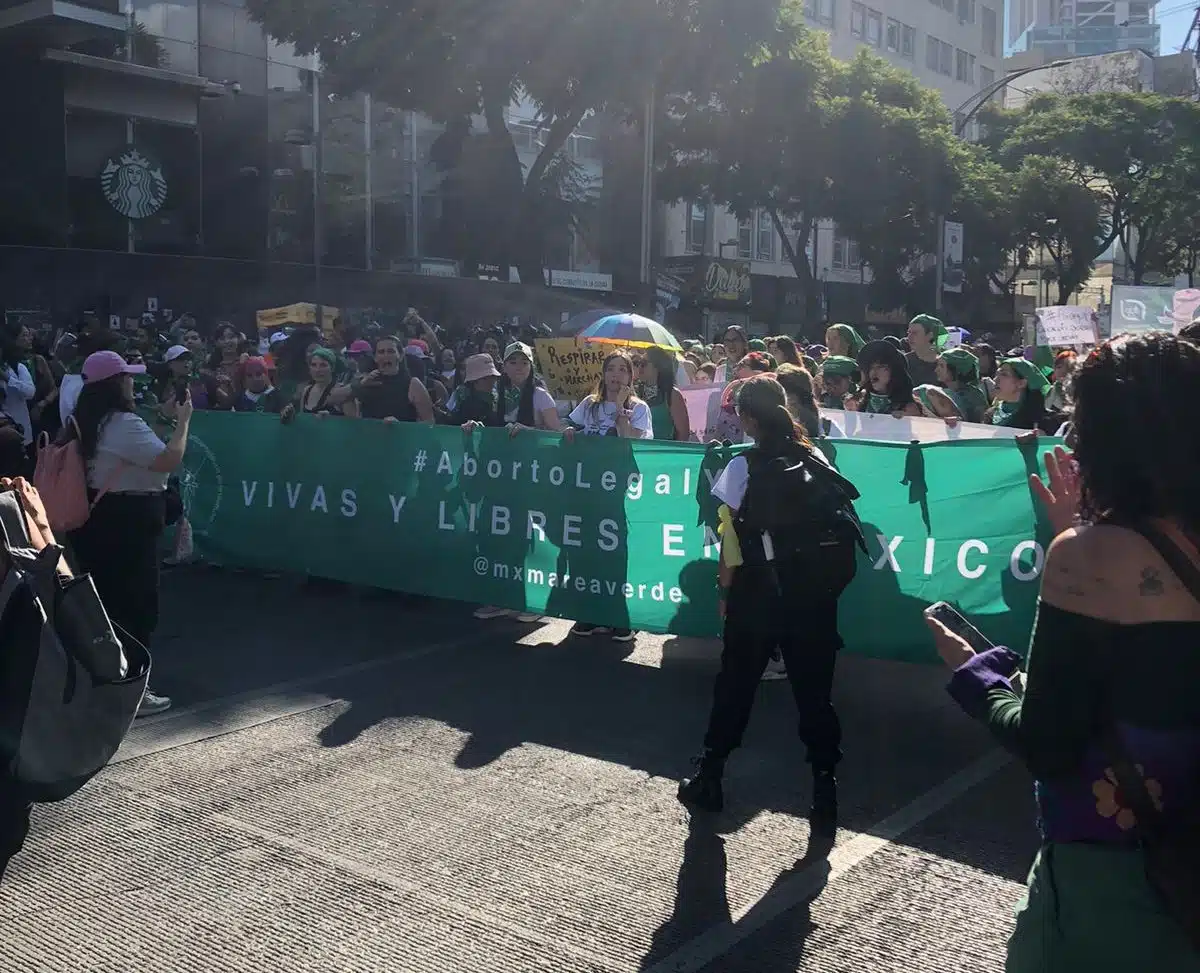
659 0 1003 335
1008 0 1160 57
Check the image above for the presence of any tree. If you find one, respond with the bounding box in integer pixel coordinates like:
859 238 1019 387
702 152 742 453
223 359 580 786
982 91 1200 287
248 0 793 285
658 35 965 317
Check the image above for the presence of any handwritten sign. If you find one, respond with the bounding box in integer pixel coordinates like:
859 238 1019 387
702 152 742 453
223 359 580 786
1035 306 1097 347
535 338 610 401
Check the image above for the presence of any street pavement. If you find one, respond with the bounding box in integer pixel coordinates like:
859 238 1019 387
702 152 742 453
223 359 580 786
0 568 1037 972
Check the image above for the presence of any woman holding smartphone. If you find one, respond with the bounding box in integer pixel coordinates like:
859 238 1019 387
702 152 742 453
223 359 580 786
927 333 1200 971
68 351 194 717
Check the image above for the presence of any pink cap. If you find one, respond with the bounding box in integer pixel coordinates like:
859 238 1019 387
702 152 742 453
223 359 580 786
82 350 146 384
348 339 373 354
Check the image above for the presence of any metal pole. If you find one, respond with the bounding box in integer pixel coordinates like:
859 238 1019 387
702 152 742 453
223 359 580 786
935 215 945 312
409 110 420 258
639 87 656 289
312 73 323 330
364 93 373 271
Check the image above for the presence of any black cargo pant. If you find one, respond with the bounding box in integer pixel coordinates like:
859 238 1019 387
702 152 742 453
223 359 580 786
702 537 857 771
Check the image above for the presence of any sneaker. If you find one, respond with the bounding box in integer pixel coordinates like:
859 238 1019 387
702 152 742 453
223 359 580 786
137 690 172 717
514 611 544 623
761 654 788 681
611 628 635 642
677 751 726 813
473 605 512 620
571 622 610 637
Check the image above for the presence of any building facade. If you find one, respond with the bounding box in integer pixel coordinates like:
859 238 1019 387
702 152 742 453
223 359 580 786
659 0 1004 336
0 1 611 326
1008 0 1159 57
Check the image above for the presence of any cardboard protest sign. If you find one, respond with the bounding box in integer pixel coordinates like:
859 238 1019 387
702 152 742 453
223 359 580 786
1035 306 1097 347
535 339 610 401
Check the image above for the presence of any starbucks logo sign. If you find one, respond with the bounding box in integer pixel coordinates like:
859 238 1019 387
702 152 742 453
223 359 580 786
100 147 167 219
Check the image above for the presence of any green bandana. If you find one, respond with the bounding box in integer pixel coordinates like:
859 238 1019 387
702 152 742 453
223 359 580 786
911 314 949 351
826 324 866 356
991 400 1019 426
866 392 894 415
1000 358 1050 392
503 385 522 414
820 355 860 378
940 347 979 382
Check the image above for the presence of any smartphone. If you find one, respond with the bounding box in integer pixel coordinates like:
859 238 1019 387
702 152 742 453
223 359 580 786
923 601 995 654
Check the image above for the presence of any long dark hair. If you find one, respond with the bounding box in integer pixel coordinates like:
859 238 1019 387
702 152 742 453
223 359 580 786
774 336 802 366
644 346 677 401
495 359 536 427
1075 333 1200 529
775 363 821 438
1008 387 1045 431
854 354 914 414
974 343 998 379
72 375 135 462
735 375 810 458
207 323 240 371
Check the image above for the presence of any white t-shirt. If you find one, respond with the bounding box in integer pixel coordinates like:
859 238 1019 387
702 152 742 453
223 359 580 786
1 364 36 446
60 373 84 425
568 398 654 439
505 386 557 426
88 412 169 493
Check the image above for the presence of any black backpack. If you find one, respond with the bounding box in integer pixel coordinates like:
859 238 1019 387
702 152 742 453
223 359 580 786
736 444 866 563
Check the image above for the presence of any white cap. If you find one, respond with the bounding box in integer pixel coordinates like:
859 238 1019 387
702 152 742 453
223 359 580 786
164 344 190 362
270 331 289 345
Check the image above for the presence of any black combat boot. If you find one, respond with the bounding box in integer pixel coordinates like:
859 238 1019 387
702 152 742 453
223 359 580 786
809 768 838 838
677 750 726 812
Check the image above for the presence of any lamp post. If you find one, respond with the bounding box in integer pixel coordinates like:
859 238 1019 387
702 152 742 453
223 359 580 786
935 53 1115 311
285 73 324 330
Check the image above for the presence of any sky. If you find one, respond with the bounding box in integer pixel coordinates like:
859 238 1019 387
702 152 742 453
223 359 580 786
1158 1 1197 55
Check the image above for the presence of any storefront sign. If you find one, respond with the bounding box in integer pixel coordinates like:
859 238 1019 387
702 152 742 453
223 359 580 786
702 259 752 305
942 220 964 293
663 257 752 307
100 147 167 219
391 258 461 278
546 269 613 292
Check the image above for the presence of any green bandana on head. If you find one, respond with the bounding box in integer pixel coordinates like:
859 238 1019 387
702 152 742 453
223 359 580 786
1000 357 1050 392
911 314 949 351
820 355 860 379
826 324 865 356
748 338 768 353
939 347 980 383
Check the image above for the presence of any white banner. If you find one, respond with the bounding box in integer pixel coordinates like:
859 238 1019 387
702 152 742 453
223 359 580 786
1035 305 1098 347
942 220 964 294
1111 285 1200 334
677 387 1024 444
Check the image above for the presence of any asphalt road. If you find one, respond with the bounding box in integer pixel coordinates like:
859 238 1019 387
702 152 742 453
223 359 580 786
0 568 1037 972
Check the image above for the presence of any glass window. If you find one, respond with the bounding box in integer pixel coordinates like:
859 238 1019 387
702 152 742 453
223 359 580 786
832 230 860 270
886 18 901 50
902 24 916 56
132 0 198 44
982 6 998 55
686 202 706 254
131 118 200 256
756 210 774 262
65 110 128 252
267 68 315 263
980 65 996 92
866 8 883 45
926 36 940 72
737 218 752 259
940 40 953 75
804 0 836 26
322 92 368 270
957 0 976 22
955 49 975 83
850 1 865 35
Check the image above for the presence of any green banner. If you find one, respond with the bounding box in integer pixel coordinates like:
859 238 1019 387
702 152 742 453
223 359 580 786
170 413 1056 663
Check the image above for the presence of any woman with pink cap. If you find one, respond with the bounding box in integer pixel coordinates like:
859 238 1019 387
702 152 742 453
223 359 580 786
66 350 195 717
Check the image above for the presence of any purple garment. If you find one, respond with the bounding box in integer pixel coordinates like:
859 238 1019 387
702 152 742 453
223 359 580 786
949 647 1200 844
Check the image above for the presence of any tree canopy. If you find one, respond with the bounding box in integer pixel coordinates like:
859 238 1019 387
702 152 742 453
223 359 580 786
249 0 798 285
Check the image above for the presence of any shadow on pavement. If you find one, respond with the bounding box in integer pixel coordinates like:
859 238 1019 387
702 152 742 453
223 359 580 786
154 568 1036 886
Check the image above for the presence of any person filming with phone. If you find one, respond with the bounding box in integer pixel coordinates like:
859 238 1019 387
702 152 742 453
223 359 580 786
66 350 194 717
927 333 1200 970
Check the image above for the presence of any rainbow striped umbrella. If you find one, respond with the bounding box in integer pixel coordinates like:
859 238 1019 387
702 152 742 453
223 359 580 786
577 313 682 351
